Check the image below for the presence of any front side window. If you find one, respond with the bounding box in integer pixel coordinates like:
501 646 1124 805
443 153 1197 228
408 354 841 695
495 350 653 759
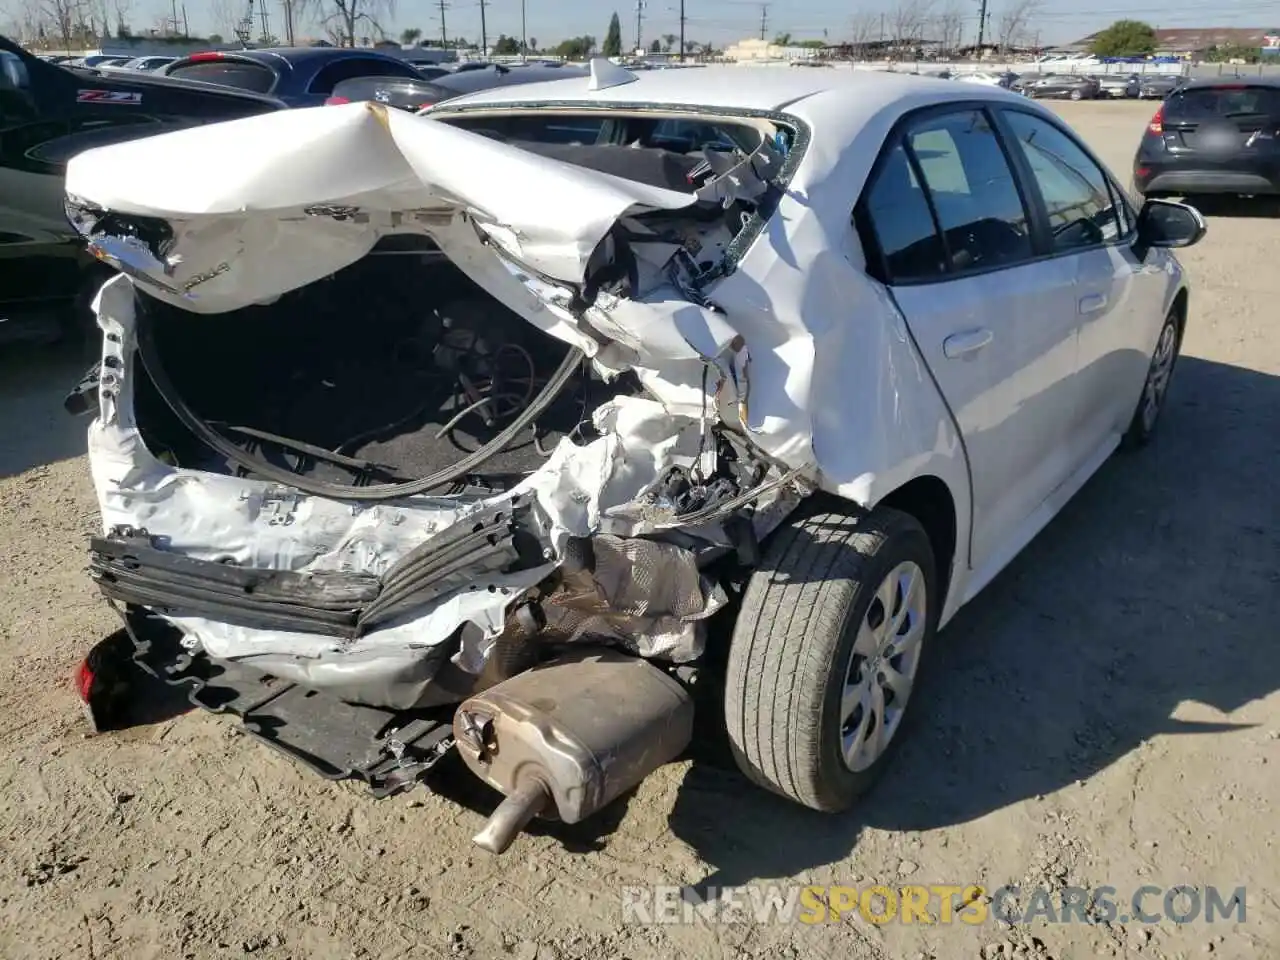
1003 110 1120 251
904 109 1034 274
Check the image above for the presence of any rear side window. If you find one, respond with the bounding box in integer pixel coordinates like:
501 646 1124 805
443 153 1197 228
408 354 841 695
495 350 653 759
862 143 947 280
1165 85 1280 119
1002 110 1121 251
903 109 1033 274
167 59 276 94
309 58 417 95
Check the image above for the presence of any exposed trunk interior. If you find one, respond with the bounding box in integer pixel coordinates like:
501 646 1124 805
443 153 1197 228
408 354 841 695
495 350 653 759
133 239 636 493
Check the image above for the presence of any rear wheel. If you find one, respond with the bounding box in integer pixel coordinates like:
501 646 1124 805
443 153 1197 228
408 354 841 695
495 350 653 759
1070 88 1083 101
723 505 939 812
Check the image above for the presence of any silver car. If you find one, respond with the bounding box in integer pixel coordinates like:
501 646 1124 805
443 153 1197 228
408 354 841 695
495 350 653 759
1097 73 1140 99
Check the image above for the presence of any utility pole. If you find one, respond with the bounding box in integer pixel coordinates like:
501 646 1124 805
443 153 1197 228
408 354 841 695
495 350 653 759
759 3 768 42
280 0 295 44
520 0 527 61
479 0 487 53
634 0 645 54
438 0 448 48
976 0 988 54
678 0 686 60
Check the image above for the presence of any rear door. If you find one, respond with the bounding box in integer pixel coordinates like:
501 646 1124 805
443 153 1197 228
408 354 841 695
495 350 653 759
1159 83 1280 162
857 105 1081 574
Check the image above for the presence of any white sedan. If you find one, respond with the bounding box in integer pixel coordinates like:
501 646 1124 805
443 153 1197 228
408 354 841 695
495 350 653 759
63 60 1205 851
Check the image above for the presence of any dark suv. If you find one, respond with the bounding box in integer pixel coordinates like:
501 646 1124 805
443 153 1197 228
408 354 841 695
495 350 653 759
1134 77 1280 198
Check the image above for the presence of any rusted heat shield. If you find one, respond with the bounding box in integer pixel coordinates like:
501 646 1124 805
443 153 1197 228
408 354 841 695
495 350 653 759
453 648 694 854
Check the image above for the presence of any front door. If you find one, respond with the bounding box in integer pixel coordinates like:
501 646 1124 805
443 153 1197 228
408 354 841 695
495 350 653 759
996 107 1163 453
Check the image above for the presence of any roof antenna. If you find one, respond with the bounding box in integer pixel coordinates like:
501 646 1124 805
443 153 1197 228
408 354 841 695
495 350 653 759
588 57 638 91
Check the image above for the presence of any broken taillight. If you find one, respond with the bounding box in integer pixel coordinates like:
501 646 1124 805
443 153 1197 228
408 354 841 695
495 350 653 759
1148 105 1164 135
74 658 95 702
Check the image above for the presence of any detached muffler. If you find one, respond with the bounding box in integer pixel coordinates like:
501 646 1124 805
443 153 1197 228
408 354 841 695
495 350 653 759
452 648 694 854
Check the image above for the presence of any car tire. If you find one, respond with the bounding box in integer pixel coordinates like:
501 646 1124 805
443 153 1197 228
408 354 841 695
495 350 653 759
1070 88 1083 100
723 504 939 812
1123 309 1182 449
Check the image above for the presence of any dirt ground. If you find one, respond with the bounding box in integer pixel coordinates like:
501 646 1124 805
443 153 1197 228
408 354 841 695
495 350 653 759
1 99 1276 960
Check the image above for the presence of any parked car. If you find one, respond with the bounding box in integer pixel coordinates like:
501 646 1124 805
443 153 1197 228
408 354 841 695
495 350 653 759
1134 76 1280 199
1023 73 1100 100
1138 74 1186 99
0 36 286 345
159 47 425 107
64 61 1204 853
115 55 179 73
325 62 590 111
1096 73 1140 99
957 71 1017 89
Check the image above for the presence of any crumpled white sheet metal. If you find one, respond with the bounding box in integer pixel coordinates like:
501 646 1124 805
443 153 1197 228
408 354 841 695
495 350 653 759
63 102 698 306
69 102 854 699
88 274 710 692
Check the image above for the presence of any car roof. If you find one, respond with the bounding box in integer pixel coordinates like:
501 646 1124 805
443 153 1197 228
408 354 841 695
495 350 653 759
439 65 1016 119
1179 74 1280 90
209 46 406 65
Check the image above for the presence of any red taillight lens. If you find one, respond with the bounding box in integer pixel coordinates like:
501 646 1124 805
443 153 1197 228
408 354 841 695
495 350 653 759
417 101 437 110
74 659 95 703
1134 166 1150 179
187 51 223 62
1148 105 1164 135
324 95 351 105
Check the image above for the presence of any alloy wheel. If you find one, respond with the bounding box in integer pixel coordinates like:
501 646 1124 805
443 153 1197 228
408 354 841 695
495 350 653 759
1141 320 1178 433
840 560 928 772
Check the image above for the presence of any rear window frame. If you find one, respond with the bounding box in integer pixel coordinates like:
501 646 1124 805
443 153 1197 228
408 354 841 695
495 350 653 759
1164 84 1280 121
164 57 280 95
427 98 811 282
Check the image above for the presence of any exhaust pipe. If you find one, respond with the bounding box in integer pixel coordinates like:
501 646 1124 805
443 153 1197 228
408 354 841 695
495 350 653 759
453 647 694 854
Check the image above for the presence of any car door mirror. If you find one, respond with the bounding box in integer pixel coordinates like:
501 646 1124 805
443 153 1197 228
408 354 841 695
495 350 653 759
1136 198 1207 249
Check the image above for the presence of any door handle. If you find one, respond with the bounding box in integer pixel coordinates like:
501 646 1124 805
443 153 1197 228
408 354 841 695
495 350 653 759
942 328 993 359
1078 293 1108 315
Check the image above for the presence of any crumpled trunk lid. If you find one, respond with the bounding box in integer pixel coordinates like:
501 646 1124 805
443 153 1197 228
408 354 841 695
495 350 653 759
62 101 701 315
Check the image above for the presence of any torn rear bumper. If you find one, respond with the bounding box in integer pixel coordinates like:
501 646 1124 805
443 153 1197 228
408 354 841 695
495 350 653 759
103 606 456 797
88 500 551 639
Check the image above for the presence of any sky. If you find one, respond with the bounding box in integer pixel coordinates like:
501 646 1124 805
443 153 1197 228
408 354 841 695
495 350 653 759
130 0 1280 50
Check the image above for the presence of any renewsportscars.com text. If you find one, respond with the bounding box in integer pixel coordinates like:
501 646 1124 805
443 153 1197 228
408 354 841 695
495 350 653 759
620 884 1247 926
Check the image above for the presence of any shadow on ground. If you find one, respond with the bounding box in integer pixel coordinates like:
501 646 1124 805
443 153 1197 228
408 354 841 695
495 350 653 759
667 354 1280 889
0 337 96 479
